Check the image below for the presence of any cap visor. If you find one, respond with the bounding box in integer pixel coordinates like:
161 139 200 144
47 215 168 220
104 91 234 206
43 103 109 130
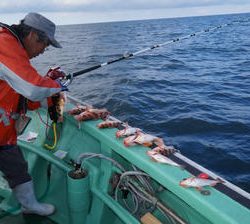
50 38 62 48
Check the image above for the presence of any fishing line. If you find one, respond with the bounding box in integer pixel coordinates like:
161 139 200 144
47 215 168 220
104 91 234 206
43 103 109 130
65 18 249 81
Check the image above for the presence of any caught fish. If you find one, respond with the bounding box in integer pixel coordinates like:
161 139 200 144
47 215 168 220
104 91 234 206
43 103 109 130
74 111 99 121
147 145 178 157
180 175 224 193
73 107 110 122
123 134 138 147
116 126 141 138
150 154 183 168
55 92 66 123
88 108 110 120
67 105 89 115
133 132 164 147
97 120 121 128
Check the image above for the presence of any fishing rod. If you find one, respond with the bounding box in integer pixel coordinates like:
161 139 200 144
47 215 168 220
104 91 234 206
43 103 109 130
65 19 248 82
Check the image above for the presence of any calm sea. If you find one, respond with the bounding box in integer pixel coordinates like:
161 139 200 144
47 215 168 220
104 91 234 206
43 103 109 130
33 13 250 193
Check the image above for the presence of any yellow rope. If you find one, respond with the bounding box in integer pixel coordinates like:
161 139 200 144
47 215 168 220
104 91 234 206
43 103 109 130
44 122 57 150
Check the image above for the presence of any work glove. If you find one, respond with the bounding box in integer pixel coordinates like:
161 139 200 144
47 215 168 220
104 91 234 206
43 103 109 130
46 66 69 91
46 66 66 80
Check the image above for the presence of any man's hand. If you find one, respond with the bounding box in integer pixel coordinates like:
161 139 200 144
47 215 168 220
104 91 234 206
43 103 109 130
46 66 66 80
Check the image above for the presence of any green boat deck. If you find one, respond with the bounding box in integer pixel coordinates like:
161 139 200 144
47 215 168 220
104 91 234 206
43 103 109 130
0 212 56 224
0 96 249 224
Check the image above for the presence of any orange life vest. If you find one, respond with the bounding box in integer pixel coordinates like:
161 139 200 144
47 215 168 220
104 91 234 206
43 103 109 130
0 26 61 145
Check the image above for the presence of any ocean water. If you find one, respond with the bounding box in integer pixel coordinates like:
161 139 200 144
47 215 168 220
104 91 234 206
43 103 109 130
33 13 250 193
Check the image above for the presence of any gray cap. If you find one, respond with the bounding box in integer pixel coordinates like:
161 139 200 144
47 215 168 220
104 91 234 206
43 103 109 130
23 12 62 48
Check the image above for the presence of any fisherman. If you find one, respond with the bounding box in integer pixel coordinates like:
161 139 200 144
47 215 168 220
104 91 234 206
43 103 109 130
0 12 67 216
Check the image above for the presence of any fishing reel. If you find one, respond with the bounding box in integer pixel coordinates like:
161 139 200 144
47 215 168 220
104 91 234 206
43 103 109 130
47 66 73 89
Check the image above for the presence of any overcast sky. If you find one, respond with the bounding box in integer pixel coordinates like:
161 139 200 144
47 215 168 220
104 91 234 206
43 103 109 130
1 0 250 25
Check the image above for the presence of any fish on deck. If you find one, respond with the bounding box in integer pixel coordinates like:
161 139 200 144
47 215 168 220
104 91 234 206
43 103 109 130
180 175 224 195
149 153 183 168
